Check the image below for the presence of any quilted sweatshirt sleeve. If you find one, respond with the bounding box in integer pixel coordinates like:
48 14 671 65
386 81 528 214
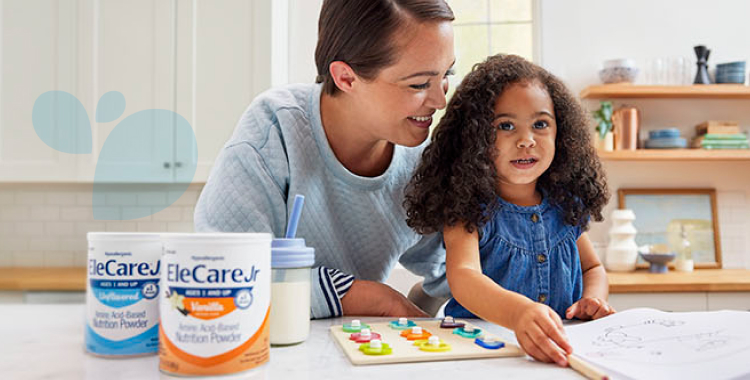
398 232 450 298
194 141 353 319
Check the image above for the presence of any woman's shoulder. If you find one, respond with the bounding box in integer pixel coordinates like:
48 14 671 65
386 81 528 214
229 83 319 149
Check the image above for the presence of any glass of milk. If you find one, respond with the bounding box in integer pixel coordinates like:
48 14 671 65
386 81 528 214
270 238 314 345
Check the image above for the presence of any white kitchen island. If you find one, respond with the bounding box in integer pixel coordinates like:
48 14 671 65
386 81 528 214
0 304 583 380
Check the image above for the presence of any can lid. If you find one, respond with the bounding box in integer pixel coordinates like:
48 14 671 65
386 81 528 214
87 232 161 241
272 238 315 268
161 232 273 242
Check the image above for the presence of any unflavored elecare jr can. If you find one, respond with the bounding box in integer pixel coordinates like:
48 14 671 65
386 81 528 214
85 232 162 357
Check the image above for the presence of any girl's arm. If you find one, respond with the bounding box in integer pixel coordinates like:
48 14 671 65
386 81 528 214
444 223 572 366
565 232 616 320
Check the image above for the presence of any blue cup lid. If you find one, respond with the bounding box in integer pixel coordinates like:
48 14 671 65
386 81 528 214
272 238 315 268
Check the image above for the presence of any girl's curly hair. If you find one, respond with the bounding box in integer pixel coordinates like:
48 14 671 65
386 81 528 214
404 54 609 234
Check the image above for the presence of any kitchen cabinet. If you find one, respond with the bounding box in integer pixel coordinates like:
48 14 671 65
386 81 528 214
0 1 78 181
0 0 276 183
607 269 750 311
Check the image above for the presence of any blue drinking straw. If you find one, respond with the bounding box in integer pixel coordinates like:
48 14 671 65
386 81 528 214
285 195 305 238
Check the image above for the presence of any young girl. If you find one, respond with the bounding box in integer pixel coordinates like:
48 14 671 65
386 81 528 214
404 54 614 367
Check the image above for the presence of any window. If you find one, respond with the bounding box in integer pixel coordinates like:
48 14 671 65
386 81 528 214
450 0 535 80
434 0 536 126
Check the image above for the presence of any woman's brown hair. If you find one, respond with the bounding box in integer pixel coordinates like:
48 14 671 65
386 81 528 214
315 0 454 96
405 54 610 234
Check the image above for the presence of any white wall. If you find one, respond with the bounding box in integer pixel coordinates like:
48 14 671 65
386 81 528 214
287 0 323 84
539 0 750 268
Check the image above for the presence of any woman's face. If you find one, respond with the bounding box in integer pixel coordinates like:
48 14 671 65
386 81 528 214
349 21 455 147
492 81 557 195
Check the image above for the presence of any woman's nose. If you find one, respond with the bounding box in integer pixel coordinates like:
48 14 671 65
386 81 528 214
425 80 448 110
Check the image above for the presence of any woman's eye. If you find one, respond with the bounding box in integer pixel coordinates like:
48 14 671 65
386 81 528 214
498 122 514 131
410 82 430 90
533 120 549 129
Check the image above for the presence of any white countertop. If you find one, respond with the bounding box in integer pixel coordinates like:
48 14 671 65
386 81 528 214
0 305 583 380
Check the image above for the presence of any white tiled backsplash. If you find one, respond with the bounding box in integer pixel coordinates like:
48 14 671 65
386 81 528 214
1 184 748 269
0 184 203 267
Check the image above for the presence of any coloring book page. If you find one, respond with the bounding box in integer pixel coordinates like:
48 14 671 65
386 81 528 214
565 308 750 380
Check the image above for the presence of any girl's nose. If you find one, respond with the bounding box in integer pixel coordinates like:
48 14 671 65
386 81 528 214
517 136 536 148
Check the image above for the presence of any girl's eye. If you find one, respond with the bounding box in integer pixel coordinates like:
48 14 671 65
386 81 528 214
533 120 549 129
498 122 514 131
445 67 456 77
410 82 430 90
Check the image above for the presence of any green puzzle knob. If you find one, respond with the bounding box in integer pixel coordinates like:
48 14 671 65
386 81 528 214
359 339 393 356
342 319 370 333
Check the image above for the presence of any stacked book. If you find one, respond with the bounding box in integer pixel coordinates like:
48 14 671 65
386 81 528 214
692 121 749 150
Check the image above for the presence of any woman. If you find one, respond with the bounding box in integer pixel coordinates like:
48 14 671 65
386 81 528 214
195 0 455 319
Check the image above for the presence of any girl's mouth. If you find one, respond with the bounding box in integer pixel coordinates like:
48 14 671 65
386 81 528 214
511 158 538 168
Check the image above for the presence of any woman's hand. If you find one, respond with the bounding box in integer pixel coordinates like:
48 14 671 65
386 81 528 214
565 297 616 320
341 280 428 318
513 302 572 367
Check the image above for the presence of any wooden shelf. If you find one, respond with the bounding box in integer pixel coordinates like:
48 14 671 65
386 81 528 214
0 267 86 291
581 84 750 99
598 149 750 161
608 269 750 293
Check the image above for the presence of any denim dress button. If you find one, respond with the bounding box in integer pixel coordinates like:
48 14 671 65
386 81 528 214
538 294 547 302
537 254 546 263
531 213 539 223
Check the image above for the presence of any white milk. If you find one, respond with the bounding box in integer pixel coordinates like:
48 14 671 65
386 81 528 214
270 281 311 345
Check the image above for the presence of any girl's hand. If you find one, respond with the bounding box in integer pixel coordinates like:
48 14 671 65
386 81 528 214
565 297 616 320
513 303 572 367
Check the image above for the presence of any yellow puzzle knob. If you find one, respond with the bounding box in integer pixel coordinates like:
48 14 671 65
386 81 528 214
414 336 451 352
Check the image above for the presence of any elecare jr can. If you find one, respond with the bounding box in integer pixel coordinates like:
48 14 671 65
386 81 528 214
159 233 272 376
85 232 162 357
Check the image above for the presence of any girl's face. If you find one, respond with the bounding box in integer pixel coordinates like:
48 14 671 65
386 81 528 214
348 21 455 147
492 81 557 194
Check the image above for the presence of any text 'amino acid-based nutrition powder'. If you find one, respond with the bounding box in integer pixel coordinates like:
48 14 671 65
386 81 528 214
159 233 272 376
85 233 162 357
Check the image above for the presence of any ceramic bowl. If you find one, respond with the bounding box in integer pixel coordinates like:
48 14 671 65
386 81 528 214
639 252 676 273
599 67 639 84
716 61 746 70
603 58 637 69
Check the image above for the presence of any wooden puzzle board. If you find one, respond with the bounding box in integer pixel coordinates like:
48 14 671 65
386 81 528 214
330 319 524 365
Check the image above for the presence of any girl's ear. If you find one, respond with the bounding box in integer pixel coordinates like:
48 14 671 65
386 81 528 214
328 61 357 94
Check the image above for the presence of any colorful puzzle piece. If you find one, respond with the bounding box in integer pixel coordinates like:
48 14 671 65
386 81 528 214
350 328 381 343
400 326 432 341
389 317 417 330
440 316 466 329
453 325 482 339
359 339 393 356
414 336 451 352
343 319 370 333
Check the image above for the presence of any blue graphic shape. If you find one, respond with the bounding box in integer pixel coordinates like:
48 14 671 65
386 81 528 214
92 109 197 220
95 91 126 122
32 91 92 154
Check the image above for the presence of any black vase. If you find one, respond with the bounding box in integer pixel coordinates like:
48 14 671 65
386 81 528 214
694 45 711 84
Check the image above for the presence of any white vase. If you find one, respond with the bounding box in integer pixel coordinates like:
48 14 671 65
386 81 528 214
605 209 638 272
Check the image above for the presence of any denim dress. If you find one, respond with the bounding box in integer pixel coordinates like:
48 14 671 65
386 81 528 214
444 196 584 319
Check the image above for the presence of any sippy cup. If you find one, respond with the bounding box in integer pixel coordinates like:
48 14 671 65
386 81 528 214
270 195 315 345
